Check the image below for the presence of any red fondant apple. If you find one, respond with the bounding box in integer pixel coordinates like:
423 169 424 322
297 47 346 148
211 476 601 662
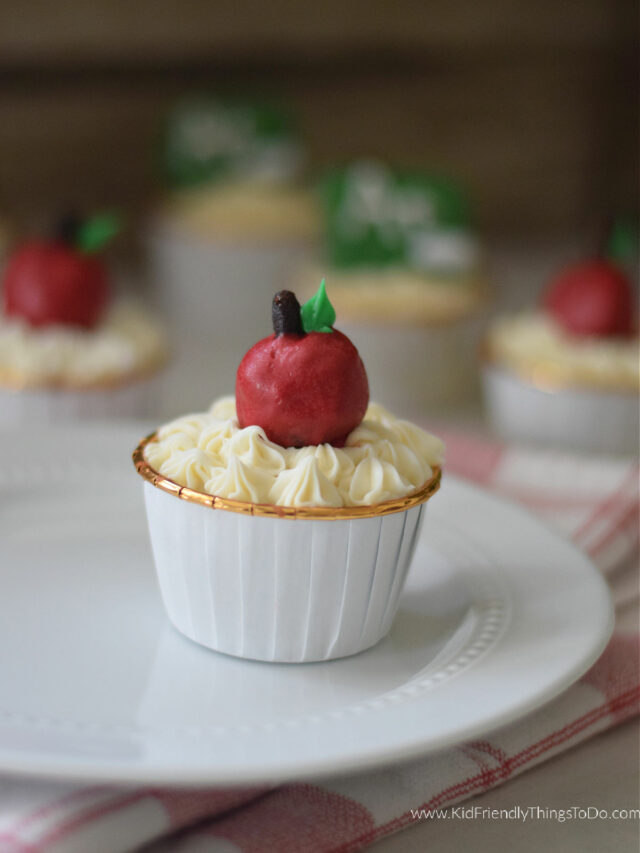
236 286 369 447
4 243 107 329
3 213 120 330
543 259 636 338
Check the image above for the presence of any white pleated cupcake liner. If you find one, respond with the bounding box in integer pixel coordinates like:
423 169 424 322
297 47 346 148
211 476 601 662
145 218 313 415
143 481 427 663
483 365 639 455
0 372 163 425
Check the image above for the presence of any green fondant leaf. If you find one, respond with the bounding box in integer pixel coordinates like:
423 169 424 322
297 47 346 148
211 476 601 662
606 216 638 268
301 279 336 333
76 213 123 254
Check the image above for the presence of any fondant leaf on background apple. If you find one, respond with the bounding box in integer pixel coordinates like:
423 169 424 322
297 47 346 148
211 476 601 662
76 213 123 254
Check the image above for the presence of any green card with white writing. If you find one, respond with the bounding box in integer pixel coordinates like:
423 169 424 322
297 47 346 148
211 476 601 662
161 97 302 189
322 161 475 272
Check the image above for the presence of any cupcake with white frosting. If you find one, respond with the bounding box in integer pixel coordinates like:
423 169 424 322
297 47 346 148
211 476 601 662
483 253 639 454
297 160 488 416
134 283 443 662
0 214 167 423
147 96 319 414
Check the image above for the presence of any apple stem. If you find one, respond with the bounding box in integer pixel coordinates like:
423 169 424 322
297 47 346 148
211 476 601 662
272 290 304 336
53 212 82 246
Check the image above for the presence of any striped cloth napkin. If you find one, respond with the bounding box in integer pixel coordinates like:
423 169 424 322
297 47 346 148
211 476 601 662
1 434 638 853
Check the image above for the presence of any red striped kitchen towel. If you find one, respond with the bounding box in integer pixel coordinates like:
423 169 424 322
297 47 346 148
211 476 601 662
0 435 638 853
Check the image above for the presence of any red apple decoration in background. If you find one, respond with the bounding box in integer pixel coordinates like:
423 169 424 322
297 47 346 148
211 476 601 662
4 243 108 329
543 259 636 338
236 282 369 447
3 213 121 330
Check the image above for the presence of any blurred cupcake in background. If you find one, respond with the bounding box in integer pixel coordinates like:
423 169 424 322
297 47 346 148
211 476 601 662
297 160 487 417
483 227 639 454
147 96 319 414
0 213 167 424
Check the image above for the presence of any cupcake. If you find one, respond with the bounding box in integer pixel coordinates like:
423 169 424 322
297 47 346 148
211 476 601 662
297 160 487 416
0 213 167 423
133 283 443 662
483 254 639 454
146 96 319 414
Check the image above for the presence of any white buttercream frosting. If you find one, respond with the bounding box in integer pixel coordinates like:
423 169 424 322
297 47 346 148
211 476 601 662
0 300 167 389
487 312 640 391
145 397 444 508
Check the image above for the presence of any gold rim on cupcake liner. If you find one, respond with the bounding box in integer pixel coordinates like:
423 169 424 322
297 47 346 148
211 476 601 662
479 340 640 396
133 432 441 521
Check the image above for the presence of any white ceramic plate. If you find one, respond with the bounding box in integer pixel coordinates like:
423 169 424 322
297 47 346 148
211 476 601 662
0 424 613 786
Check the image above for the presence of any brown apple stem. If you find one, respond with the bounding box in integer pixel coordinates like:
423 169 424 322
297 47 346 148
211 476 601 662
272 290 304 336
53 212 82 245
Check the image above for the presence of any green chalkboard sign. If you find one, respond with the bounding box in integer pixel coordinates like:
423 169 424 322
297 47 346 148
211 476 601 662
322 161 476 273
161 97 303 189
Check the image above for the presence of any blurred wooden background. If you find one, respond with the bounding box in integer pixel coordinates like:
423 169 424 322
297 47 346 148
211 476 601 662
0 0 637 242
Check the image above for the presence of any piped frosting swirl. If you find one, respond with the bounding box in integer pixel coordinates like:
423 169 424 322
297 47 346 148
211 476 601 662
144 397 444 508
